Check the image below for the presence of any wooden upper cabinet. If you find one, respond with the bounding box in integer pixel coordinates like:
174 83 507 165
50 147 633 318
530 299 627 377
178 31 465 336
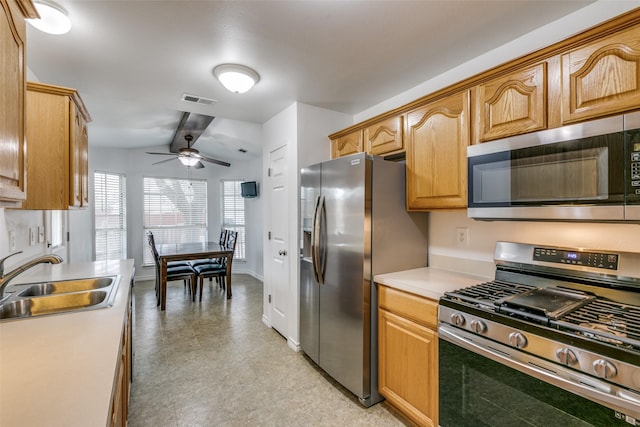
562 25 640 124
21 82 91 210
0 0 37 207
331 130 363 159
406 91 470 210
364 115 404 155
475 63 547 142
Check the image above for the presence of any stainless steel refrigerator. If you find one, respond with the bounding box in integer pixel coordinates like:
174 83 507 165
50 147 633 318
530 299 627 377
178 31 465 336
299 152 428 407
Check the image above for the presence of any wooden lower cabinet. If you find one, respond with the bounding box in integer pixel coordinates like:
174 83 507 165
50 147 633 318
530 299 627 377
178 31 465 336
378 285 438 427
110 293 132 427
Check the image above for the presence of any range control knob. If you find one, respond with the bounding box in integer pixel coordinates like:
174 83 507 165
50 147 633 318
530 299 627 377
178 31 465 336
450 313 466 327
508 332 528 349
470 319 487 334
593 359 617 379
556 348 578 366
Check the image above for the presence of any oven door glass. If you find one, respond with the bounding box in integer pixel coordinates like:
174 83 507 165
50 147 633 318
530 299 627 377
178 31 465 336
439 339 631 427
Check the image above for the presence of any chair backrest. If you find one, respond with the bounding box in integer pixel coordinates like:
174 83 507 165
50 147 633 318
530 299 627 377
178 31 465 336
225 231 238 257
146 231 159 262
219 229 228 245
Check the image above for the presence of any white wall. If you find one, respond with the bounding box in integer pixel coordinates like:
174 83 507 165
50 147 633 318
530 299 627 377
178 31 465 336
261 102 351 347
355 1 640 123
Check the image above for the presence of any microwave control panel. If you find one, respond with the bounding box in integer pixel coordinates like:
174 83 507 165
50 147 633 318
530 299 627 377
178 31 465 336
630 137 640 199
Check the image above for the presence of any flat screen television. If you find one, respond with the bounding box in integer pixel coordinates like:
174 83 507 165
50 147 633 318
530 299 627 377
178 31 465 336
241 181 258 198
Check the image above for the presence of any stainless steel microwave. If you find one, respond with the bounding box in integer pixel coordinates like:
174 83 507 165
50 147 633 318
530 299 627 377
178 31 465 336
467 111 640 222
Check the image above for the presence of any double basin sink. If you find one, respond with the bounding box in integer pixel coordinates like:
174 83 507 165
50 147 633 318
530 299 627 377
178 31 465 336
0 276 120 321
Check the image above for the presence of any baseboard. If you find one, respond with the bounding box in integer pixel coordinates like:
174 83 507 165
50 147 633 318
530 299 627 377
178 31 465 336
287 338 301 352
262 314 271 327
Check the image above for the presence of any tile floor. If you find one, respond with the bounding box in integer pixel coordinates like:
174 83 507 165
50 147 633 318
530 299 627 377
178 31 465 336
128 275 408 426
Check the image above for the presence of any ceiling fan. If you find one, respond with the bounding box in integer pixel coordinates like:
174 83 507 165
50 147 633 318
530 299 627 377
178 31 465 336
146 134 230 168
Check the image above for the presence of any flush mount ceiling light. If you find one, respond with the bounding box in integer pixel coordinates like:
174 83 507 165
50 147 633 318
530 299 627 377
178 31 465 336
27 0 72 35
213 64 260 94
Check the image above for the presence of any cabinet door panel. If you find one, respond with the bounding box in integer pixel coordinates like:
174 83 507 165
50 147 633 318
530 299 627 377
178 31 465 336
476 63 547 142
406 91 469 210
0 0 28 205
365 116 403 155
331 130 362 158
562 25 640 123
379 308 438 427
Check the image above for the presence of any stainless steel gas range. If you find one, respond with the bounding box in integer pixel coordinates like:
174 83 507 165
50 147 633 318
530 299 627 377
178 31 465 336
438 241 640 427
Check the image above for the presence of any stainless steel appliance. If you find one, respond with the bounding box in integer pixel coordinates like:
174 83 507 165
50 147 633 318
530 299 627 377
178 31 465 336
299 152 428 407
439 241 640 426
467 111 640 221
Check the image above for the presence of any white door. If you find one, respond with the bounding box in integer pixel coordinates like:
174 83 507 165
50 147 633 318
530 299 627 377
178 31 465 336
268 144 289 336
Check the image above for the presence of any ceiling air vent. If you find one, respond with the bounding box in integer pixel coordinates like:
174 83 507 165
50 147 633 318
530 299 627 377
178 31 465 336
181 93 216 106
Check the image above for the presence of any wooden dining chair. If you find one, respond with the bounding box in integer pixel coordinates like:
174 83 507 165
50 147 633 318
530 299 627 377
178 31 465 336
146 231 197 304
193 231 237 301
189 229 228 268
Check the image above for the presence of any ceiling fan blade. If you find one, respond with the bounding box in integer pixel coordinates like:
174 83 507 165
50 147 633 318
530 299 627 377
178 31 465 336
200 155 231 167
146 152 176 156
152 157 177 166
194 161 205 169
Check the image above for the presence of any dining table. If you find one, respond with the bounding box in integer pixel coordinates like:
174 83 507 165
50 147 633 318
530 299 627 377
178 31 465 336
155 241 234 310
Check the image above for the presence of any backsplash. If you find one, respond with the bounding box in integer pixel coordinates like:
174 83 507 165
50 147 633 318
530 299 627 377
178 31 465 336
428 210 640 277
0 208 48 270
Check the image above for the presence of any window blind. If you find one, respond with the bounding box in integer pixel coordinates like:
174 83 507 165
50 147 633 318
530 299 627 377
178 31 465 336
143 177 207 264
221 180 246 260
94 171 127 261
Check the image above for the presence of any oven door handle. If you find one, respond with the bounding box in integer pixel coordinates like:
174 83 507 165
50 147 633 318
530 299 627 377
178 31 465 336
439 324 640 419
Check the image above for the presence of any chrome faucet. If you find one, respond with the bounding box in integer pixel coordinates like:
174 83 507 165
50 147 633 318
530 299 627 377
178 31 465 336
0 251 63 299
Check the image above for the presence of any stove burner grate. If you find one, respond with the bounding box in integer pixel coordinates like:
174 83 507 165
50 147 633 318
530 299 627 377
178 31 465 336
444 280 535 306
556 298 640 350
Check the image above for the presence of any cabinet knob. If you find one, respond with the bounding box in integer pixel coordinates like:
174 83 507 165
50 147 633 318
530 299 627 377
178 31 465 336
278 250 287 256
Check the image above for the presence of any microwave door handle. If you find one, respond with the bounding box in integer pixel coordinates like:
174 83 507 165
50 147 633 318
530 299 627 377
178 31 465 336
317 196 327 284
311 195 321 284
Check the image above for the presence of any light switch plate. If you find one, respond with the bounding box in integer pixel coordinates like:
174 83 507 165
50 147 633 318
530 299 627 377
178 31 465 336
9 230 16 251
37 226 45 243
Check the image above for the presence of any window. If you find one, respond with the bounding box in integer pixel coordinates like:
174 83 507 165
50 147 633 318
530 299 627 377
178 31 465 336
221 180 246 260
143 177 207 265
94 171 127 261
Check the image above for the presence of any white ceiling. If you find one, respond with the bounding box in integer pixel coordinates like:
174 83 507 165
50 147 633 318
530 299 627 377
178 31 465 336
26 0 597 164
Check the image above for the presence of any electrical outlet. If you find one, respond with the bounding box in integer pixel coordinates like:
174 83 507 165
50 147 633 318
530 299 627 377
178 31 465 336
38 226 45 243
456 227 469 248
29 227 36 246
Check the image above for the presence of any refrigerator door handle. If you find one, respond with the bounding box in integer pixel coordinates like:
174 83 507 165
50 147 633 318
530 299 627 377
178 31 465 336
317 195 327 284
311 195 321 284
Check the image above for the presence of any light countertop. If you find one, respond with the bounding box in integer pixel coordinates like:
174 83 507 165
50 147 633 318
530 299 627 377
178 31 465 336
0 259 135 427
374 267 490 300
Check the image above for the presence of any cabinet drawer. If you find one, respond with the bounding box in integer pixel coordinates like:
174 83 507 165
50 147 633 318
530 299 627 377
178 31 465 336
378 285 438 329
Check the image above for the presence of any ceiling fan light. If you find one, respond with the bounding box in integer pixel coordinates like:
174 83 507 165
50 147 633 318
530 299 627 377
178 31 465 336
27 0 71 35
179 156 200 167
213 64 259 94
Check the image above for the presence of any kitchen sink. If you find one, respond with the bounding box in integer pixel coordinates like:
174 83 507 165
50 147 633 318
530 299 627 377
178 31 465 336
0 291 108 320
17 277 114 297
0 275 120 322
